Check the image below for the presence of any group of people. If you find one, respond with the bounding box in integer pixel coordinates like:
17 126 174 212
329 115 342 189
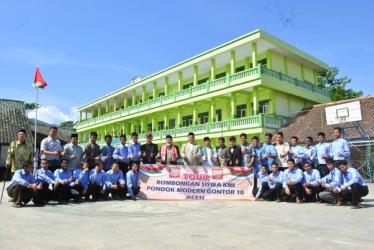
5 126 369 208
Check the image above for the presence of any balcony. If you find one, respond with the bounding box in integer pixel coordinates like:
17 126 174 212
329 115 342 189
76 65 329 130
93 114 289 146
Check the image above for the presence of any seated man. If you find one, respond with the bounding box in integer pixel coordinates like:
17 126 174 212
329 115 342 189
54 159 77 203
127 163 140 200
302 162 321 202
35 159 57 204
7 161 42 207
337 160 369 209
105 162 126 199
282 159 304 204
88 161 106 201
70 162 90 200
262 162 284 202
319 159 343 205
253 165 269 200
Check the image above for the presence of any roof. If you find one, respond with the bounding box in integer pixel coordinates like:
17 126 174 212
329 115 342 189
278 96 374 142
0 99 34 144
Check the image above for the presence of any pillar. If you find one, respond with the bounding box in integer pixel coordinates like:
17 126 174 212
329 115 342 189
177 109 181 127
192 104 197 125
284 56 288 75
132 90 136 105
164 113 168 129
253 87 258 115
266 49 272 69
269 90 276 114
210 100 215 122
251 42 257 67
98 104 101 117
164 77 169 95
247 93 253 116
230 94 236 119
152 82 158 98
105 100 109 114
84 111 87 120
130 121 134 133
79 111 82 121
193 65 199 86
301 64 305 81
230 50 236 74
178 71 183 91
210 58 216 80
113 98 118 111
151 117 155 132
123 95 127 108
140 119 145 133
244 57 250 69
142 86 146 102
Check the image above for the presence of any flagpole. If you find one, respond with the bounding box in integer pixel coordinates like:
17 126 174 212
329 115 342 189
33 87 39 173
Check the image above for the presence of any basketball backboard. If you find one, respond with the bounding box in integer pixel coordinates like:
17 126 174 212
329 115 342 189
325 101 362 125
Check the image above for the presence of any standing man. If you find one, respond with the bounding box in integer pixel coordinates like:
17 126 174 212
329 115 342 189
217 137 228 167
127 163 141 200
6 129 33 176
330 127 351 167
225 136 242 167
239 133 255 168
83 131 101 170
282 159 304 204
315 132 331 177
100 135 115 171
158 135 180 165
40 127 62 173
63 133 84 172
274 132 290 171
200 137 217 167
128 132 142 165
251 136 263 172
7 161 42 207
288 136 306 169
113 135 129 174
141 133 158 164
261 133 277 171
181 132 201 166
304 136 316 167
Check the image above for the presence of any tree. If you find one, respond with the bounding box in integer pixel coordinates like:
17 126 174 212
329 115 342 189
24 102 40 110
317 66 363 101
59 120 75 129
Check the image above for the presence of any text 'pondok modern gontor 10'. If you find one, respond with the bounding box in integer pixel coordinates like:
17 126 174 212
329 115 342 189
75 29 331 146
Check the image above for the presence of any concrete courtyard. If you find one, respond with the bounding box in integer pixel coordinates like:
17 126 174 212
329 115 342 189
0 182 373 250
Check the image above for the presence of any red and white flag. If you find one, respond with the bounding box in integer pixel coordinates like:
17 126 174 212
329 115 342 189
33 67 47 88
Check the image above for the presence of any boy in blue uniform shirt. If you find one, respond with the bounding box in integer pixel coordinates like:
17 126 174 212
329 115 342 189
315 132 330 177
113 135 129 174
302 162 321 202
105 162 126 199
261 133 277 171
54 159 76 203
239 133 255 168
253 165 269 200
127 163 141 200
282 158 304 203
7 161 42 207
263 162 284 201
35 159 57 204
70 162 90 200
251 136 263 173
128 132 142 165
100 135 115 171
303 137 316 167
319 159 343 205
330 127 350 167
337 160 369 209
88 161 106 201
288 136 306 169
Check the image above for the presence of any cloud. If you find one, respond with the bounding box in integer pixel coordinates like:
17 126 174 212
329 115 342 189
27 106 79 125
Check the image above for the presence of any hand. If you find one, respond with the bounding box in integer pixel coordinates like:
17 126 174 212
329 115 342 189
6 163 10 169
142 152 147 157
321 183 326 188
333 188 339 193
112 185 118 190
340 185 346 190
305 188 312 195
31 183 38 190
94 156 100 160
70 155 76 160
305 182 310 187
287 180 293 185
37 183 43 190
83 155 87 160
285 187 291 196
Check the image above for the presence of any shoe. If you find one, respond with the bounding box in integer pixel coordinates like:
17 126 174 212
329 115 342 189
12 203 23 208
351 204 363 209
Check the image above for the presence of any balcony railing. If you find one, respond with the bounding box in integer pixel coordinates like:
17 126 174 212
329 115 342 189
76 65 328 129
91 114 289 146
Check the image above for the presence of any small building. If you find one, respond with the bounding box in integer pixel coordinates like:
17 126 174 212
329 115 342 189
278 96 374 180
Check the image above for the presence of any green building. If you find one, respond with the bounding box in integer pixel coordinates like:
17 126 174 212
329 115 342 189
75 29 330 146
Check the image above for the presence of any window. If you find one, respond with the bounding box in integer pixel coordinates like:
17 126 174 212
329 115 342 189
236 104 247 118
183 83 193 89
215 109 222 122
198 112 209 124
169 118 176 129
198 78 209 85
182 115 193 127
158 121 165 131
147 123 152 132
148 96 153 100
235 66 245 73
215 72 226 79
159 92 165 97
257 58 267 68
259 100 270 114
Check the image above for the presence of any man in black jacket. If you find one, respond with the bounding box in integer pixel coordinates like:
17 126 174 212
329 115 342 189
225 136 242 167
141 133 158 164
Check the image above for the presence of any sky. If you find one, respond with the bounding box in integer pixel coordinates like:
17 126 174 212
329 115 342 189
0 0 373 125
